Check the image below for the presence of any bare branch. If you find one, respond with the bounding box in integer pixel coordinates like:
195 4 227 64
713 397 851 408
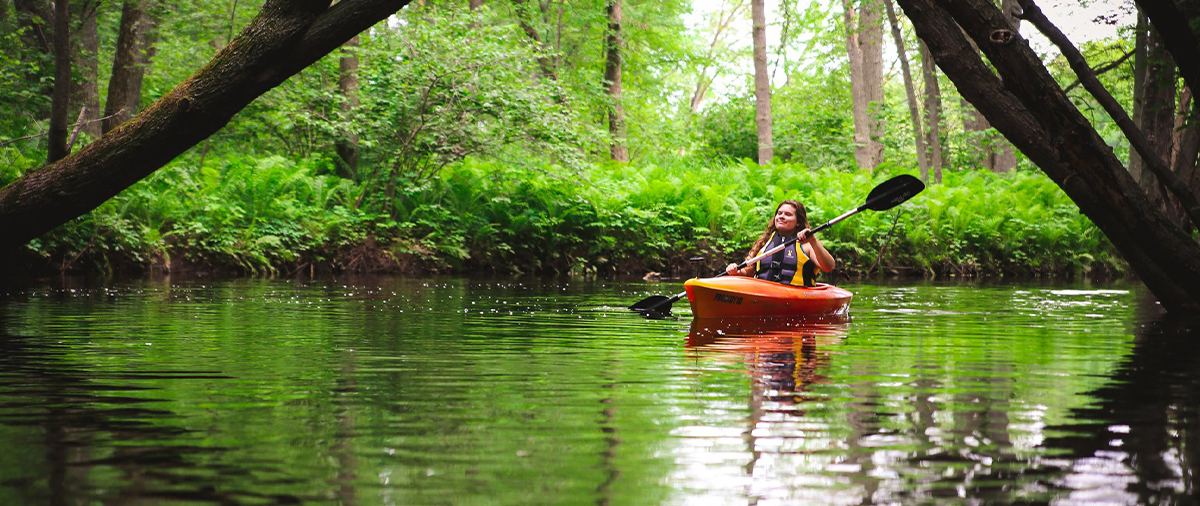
1063 49 1133 93
0 109 127 148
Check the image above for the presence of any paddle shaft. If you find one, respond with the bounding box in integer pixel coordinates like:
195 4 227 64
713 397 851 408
726 205 862 273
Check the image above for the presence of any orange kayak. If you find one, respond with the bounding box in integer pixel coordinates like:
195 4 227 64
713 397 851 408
683 276 853 318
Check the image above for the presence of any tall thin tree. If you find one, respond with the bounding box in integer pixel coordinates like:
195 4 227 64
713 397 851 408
751 0 773 164
104 0 146 134
335 35 360 179
47 0 70 162
605 0 628 162
70 0 100 140
843 0 884 170
920 41 943 183
884 0 927 179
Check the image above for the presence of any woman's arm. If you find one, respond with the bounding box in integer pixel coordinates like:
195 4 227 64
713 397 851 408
800 229 836 272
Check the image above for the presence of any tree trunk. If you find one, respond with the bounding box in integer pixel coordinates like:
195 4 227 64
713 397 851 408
48 0 70 163
605 0 627 162
469 0 482 9
1130 10 1148 181
895 0 1200 313
956 0 1018 174
751 0 773 164
0 0 414 250
920 40 943 183
1135 1 1200 99
1168 86 1197 229
990 0 1019 173
843 0 884 171
335 35 360 179
104 0 145 134
885 0 927 178
1137 29 1177 207
70 0 100 140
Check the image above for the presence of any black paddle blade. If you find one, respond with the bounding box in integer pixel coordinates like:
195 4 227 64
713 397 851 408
863 174 925 212
629 295 672 311
629 292 684 316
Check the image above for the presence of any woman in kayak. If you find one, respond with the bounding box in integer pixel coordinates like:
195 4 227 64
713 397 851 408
725 199 835 286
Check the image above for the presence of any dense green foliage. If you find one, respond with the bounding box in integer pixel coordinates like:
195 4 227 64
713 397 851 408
18 153 1123 278
0 0 1138 278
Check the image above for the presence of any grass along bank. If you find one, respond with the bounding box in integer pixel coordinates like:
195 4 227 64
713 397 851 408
13 155 1124 280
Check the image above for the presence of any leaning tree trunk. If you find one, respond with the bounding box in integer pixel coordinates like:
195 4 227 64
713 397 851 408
47 0 70 163
751 0 773 164
895 0 1200 313
843 0 884 171
884 0 927 178
0 0 414 250
605 0 628 162
920 40 944 183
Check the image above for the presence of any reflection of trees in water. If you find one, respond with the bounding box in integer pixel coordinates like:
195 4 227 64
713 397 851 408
0 336 286 505
686 313 1197 504
1039 314 1199 504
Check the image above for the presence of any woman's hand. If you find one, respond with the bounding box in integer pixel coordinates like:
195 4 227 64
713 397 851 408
798 228 814 244
726 263 741 275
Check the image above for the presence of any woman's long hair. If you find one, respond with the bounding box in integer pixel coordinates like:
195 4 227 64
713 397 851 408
746 200 808 261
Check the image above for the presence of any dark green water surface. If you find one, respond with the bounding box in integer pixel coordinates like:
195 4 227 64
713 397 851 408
1 278 1196 505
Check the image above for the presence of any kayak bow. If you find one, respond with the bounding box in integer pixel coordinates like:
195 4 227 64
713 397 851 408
683 277 852 319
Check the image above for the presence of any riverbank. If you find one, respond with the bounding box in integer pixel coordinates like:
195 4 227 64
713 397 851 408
7 159 1125 280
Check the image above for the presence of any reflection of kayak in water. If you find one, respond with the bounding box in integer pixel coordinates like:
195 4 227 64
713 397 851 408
683 277 853 319
687 316 850 349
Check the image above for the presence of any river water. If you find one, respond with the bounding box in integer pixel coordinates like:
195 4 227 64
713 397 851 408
0 278 1196 505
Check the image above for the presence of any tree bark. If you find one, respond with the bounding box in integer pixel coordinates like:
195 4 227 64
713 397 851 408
48 0 71 163
0 0 414 249
1137 28 1177 206
843 0 884 170
920 40 943 183
605 0 627 162
104 0 146 134
895 0 1200 313
335 35 360 179
751 0 773 164
884 0 927 178
990 0 1019 173
1135 0 1200 97
1016 0 1200 231
1130 10 1148 181
70 0 101 140
469 0 483 9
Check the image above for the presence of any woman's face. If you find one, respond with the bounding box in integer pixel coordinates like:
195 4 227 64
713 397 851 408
774 204 798 234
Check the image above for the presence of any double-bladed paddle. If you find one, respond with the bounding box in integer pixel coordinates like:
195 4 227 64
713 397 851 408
629 174 926 317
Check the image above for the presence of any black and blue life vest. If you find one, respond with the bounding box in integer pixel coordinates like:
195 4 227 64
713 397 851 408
753 231 817 287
